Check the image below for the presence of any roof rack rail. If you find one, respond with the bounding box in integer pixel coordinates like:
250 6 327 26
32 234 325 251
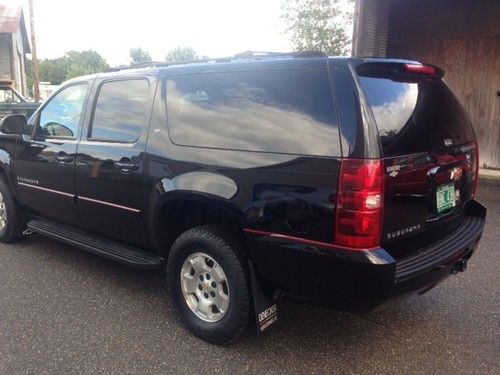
107 61 168 72
232 50 327 59
106 50 328 72
106 57 224 72
293 50 328 58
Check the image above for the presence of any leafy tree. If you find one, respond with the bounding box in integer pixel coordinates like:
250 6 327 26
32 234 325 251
165 47 200 63
129 47 152 64
39 50 109 85
39 57 67 85
281 0 353 56
64 50 109 80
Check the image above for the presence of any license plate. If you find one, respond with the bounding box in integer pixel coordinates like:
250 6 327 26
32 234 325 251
436 182 456 213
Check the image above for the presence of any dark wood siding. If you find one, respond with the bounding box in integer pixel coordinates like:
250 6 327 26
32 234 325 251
386 0 500 169
352 0 390 57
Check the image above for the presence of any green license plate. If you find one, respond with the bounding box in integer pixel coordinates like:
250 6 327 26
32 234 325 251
436 182 456 213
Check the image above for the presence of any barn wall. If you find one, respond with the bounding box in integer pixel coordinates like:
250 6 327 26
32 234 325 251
11 30 27 95
352 0 390 57
387 0 500 169
0 33 12 80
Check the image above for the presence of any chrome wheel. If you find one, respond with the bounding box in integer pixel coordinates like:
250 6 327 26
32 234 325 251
180 252 230 322
0 191 6 230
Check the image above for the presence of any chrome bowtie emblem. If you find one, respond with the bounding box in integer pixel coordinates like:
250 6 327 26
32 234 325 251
450 167 463 181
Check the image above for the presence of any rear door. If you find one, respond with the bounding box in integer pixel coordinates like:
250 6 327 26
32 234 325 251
75 77 153 247
356 62 478 257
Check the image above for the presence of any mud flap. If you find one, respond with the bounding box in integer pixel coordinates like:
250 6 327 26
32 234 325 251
248 261 278 332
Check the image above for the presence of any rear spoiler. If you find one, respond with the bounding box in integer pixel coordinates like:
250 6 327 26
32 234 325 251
356 61 445 81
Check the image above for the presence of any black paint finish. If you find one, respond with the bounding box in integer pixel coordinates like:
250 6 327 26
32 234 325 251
74 75 157 247
0 55 486 312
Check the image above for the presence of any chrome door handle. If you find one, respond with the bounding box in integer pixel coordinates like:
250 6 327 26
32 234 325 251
114 161 138 171
56 155 73 164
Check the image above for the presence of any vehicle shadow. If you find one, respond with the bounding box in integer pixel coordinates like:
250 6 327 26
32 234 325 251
16 234 433 356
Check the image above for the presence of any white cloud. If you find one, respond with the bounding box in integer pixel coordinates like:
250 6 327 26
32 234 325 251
370 83 419 134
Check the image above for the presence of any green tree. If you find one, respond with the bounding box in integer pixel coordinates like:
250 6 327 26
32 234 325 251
129 47 152 64
64 50 109 80
281 0 353 56
39 57 67 85
39 50 109 85
165 47 200 63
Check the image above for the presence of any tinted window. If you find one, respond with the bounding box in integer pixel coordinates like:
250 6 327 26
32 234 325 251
90 79 149 142
166 70 339 156
39 84 87 138
358 76 475 156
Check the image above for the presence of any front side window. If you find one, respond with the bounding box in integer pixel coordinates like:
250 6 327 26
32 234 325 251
89 79 149 142
39 84 88 138
166 70 340 156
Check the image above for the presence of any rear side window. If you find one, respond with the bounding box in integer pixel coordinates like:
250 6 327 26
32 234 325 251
166 70 340 156
358 75 475 156
90 79 149 142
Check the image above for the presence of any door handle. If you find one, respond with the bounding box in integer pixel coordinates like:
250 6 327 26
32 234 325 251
56 155 73 164
114 161 138 172
27 142 45 148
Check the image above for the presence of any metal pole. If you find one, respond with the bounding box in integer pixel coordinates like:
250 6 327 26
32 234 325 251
28 0 40 102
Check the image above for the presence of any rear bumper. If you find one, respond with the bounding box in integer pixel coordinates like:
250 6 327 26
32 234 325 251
246 200 486 312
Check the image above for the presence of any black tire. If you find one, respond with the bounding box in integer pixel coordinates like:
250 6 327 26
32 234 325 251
167 225 250 345
0 177 25 243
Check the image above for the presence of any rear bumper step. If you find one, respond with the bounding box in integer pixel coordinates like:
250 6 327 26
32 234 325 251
27 218 165 269
395 216 484 281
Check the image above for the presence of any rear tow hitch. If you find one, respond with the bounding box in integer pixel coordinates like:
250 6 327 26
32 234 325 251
452 259 467 274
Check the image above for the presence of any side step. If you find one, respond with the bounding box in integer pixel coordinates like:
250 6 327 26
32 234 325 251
27 218 165 269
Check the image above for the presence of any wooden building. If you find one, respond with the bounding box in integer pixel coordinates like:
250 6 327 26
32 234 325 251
0 5 30 97
352 0 500 169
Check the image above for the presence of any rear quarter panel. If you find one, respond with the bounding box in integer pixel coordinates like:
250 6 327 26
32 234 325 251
144 64 342 247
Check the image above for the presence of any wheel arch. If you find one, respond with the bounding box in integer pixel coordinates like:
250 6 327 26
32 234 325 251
0 147 17 193
150 189 248 257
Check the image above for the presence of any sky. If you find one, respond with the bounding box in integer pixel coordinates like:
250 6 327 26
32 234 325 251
4 0 353 66
2 0 292 66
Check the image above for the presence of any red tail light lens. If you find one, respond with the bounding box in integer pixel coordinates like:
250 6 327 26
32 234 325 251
335 159 384 249
472 141 479 198
404 63 437 75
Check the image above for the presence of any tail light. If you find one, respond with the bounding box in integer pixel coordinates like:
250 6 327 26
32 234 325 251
472 141 479 198
335 159 384 249
403 63 437 75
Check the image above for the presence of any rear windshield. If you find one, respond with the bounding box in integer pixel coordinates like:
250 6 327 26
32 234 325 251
165 69 340 156
358 75 475 156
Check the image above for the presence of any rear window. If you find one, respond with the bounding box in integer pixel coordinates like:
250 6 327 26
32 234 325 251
165 69 340 156
358 75 475 156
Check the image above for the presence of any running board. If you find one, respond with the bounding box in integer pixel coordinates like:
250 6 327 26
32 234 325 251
27 218 165 269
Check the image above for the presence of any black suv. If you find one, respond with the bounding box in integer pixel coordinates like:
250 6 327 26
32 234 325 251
0 53 486 344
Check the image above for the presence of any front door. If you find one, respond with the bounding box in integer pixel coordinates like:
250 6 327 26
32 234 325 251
14 83 90 226
75 78 152 247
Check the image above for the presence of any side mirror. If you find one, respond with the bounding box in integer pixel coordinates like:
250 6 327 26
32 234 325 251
0 114 27 135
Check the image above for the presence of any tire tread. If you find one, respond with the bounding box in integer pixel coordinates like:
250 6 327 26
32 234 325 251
0 177 25 243
167 225 250 345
